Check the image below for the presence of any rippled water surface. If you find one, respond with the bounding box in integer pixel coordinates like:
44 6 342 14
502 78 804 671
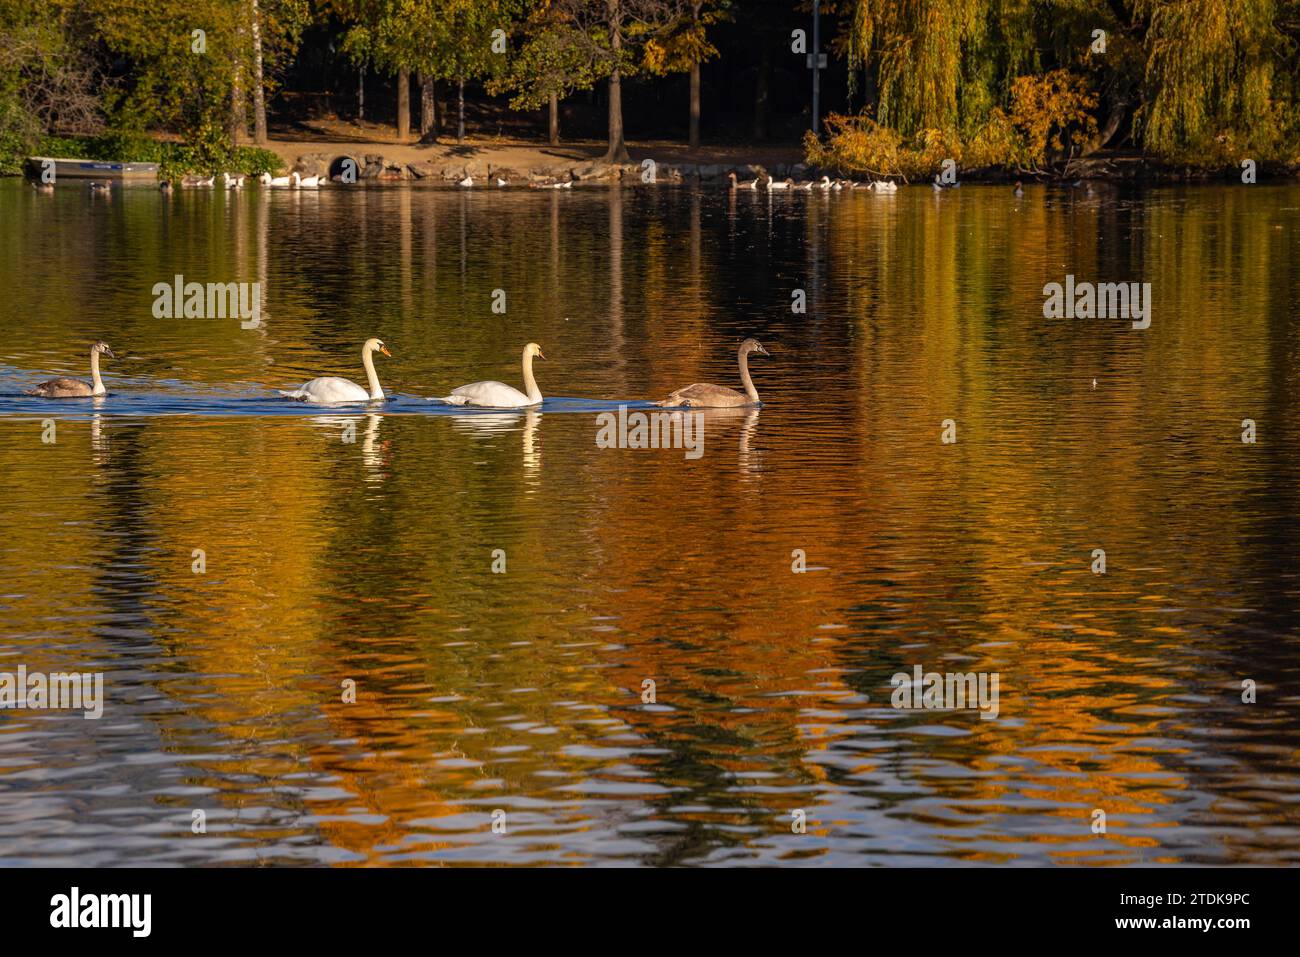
1 178 1298 866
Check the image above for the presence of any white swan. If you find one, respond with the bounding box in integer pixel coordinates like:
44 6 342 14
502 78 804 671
219 172 245 189
873 180 898 193
766 177 793 191
437 342 544 409
458 174 473 188
295 173 321 189
27 341 115 398
262 171 293 188
279 338 392 403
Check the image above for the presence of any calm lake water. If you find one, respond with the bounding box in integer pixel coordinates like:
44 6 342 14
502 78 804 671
1 178 1298 866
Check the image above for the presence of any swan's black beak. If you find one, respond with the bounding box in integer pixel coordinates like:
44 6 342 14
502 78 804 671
757 344 770 356
380 346 392 358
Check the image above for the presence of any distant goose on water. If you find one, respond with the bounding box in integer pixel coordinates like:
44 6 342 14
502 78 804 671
27 341 116 398
728 171 760 190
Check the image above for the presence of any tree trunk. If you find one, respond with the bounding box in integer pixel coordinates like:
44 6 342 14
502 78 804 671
419 73 436 142
689 61 700 148
229 48 245 143
753 47 770 141
397 67 410 140
457 77 465 143
549 93 559 144
358 63 365 122
251 0 267 144
603 12 630 164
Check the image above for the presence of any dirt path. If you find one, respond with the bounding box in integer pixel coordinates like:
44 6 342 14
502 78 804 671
260 118 804 178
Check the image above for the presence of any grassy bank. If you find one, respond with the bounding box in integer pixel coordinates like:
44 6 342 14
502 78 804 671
1 131 283 180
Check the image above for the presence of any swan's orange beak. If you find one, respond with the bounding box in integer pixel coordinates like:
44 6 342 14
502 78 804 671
380 346 392 358
536 349 545 360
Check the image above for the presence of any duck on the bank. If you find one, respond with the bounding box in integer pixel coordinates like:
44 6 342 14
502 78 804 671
1014 181 1024 197
27 341 116 398
435 342 545 409
532 173 573 189
728 171 760 190
458 173 473 188
657 338 769 409
495 175 508 187
279 338 392 403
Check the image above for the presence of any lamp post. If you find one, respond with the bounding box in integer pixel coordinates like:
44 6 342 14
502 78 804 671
810 0 826 135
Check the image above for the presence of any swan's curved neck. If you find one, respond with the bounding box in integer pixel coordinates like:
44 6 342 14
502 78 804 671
362 346 383 399
522 350 542 404
738 347 758 402
89 348 106 395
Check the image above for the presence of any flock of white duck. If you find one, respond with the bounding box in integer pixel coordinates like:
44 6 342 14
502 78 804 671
26 338 772 409
728 172 899 193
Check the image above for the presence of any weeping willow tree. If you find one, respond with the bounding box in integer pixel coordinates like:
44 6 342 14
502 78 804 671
829 0 1299 170
848 0 988 136
1134 0 1299 160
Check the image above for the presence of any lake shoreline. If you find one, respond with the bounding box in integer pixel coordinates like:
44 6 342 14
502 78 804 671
277 137 1300 186
12 131 1295 186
